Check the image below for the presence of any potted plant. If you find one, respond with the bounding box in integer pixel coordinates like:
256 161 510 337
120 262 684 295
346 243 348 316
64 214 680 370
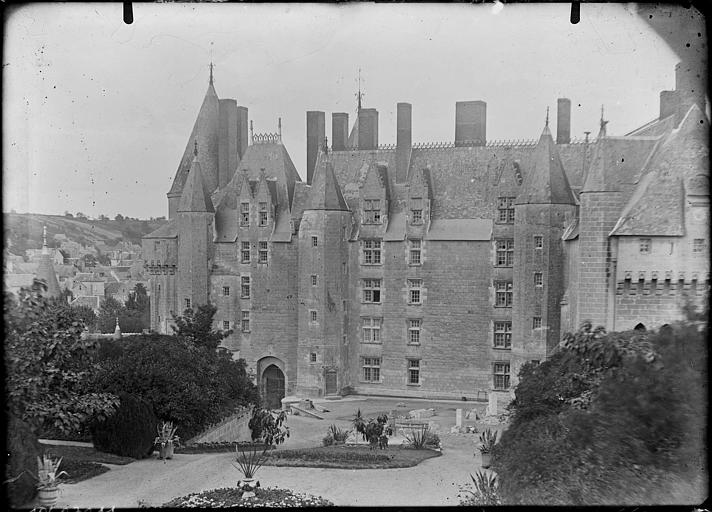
36 454 68 508
155 421 180 461
478 428 498 468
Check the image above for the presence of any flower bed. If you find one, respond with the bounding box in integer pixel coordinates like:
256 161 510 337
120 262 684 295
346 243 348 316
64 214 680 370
264 444 441 469
163 487 333 507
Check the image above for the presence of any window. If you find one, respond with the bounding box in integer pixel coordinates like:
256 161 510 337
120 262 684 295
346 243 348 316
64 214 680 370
258 241 268 263
363 199 381 224
409 239 422 265
407 359 420 385
223 320 230 330
497 197 515 224
639 238 651 254
223 286 230 296
494 362 510 390
312 236 318 247
310 352 317 363
241 311 250 332
534 272 543 287
495 281 513 307
362 357 381 382
362 317 382 343
534 235 543 249
342 262 347 274
493 321 512 349
185 298 191 310
311 274 318 286
408 319 421 345
241 276 250 298
240 202 250 226
496 239 514 266
408 279 422 304
259 202 268 226
411 197 423 224
310 310 318 322
362 279 382 303
241 241 251 263
363 239 382 264
533 316 542 329
693 238 705 253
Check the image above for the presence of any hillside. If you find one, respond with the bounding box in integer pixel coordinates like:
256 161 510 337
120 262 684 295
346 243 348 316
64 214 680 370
3 213 168 257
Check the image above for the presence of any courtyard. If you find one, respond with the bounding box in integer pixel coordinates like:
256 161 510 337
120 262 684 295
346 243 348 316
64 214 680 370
51 397 499 508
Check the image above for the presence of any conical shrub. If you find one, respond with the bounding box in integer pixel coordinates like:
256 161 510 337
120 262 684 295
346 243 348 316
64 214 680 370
91 392 157 459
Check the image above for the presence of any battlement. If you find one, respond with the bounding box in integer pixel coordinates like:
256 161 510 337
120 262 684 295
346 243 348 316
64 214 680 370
616 270 710 296
251 132 282 145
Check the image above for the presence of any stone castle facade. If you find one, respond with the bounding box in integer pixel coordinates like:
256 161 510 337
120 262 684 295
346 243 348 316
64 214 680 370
143 64 708 408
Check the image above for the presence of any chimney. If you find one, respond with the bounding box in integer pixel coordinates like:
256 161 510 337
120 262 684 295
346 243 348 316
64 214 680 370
306 111 325 185
455 101 486 147
358 108 379 150
218 99 238 188
396 102 412 183
332 113 349 151
556 98 571 145
674 61 705 123
236 106 249 160
659 90 679 120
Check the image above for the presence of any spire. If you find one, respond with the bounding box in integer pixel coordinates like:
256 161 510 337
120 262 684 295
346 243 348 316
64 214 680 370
113 317 122 339
599 105 608 137
36 226 61 298
356 68 364 112
42 225 48 255
545 106 550 128
278 117 282 138
306 157 349 211
209 62 214 86
514 123 576 205
177 140 215 213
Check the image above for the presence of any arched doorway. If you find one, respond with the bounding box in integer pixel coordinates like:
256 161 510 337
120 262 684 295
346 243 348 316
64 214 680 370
262 364 285 410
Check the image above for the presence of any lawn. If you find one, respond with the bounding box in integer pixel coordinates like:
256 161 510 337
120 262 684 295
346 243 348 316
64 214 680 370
263 444 441 469
40 445 134 484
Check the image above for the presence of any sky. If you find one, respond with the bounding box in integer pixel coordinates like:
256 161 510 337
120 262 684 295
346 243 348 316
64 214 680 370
2 2 703 219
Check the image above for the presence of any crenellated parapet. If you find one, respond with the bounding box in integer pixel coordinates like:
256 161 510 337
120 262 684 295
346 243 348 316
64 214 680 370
616 270 710 296
251 132 282 145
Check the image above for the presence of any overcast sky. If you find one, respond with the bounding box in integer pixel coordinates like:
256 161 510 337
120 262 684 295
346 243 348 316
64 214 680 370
2 3 699 219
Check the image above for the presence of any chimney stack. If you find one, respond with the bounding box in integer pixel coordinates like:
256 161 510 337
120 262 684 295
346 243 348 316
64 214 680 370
396 102 412 183
358 108 379 150
674 61 705 124
332 113 349 151
218 99 238 189
556 98 571 145
306 111 325 185
659 90 679 120
236 106 249 160
455 101 486 147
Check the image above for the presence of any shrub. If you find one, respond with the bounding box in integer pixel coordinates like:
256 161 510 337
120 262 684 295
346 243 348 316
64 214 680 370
91 393 157 459
327 424 349 444
478 429 497 453
459 471 501 506
248 408 290 446
403 426 428 449
322 434 335 447
5 414 42 507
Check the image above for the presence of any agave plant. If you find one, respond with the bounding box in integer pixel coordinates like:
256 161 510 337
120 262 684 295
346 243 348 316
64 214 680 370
233 445 268 479
37 454 68 490
478 428 498 454
459 471 500 505
155 421 180 448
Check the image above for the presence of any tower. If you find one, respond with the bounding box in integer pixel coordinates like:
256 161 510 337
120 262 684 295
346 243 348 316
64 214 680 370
296 146 352 397
512 113 576 380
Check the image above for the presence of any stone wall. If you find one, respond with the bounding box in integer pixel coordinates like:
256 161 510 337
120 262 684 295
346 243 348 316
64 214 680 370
187 408 252 445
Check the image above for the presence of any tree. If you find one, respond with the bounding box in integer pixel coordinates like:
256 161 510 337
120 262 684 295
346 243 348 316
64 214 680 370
72 304 97 332
64 211 74 218
4 280 119 435
114 214 124 222
75 212 87 219
81 253 97 268
97 296 124 333
98 214 109 221
171 303 231 351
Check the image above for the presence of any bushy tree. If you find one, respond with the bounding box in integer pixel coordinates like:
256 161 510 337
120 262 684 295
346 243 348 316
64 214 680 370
4 280 119 435
97 296 123 333
171 303 231 351
90 392 157 459
72 303 97 332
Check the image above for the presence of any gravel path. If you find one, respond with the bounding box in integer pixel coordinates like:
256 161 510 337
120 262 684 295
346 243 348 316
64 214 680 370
53 398 497 508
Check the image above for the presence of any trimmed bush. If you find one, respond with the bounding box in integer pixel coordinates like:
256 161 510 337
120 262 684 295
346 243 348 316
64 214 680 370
91 393 157 459
6 414 41 507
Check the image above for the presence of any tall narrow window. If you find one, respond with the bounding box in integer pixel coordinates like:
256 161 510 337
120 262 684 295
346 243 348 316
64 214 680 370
258 241 268 263
533 316 542 329
411 197 423 224
534 235 544 249
223 286 230 296
363 239 382 264
259 202 268 226
497 197 515 224
693 238 706 253
408 319 421 345
312 236 318 247
223 320 230 330
310 352 317 363
362 317 382 343
493 321 512 349
494 362 510 390
311 274 318 286
241 311 250 332
639 238 651 254
494 281 513 307
408 279 422 304
496 239 514 266
363 199 382 224
534 272 543 287
240 202 250 226
362 279 382 303
362 357 381 382
310 310 318 322
241 241 251 263
241 276 250 298
407 359 421 385
184 298 191 310
409 239 422 265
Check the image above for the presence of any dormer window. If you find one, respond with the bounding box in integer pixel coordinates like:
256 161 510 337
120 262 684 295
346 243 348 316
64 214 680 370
240 203 250 226
259 202 268 226
411 197 423 224
363 199 381 224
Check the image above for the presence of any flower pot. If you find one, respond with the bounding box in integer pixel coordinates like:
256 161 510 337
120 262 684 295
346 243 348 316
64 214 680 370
480 451 492 468
159 441 175 460
38 486 59 507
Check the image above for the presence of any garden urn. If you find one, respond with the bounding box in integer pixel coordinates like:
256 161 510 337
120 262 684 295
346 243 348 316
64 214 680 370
480 452 492 469
38 486 59 508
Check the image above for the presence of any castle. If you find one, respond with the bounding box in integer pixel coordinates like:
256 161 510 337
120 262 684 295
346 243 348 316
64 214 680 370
143 63 709 408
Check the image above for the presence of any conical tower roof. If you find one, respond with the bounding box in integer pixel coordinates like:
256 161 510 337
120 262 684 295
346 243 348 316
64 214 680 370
306 151 349 211
168 76 220 198
177 143 215 213
36 226 61 298
515 121 576 205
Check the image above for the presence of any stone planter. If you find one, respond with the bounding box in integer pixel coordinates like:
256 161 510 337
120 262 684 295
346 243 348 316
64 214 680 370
38 486 59 508
158 441 175 460
480 451 492 469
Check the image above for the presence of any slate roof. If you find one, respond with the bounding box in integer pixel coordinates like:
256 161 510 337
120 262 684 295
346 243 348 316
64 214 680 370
144 220 178 239
36 253 61 298
305 156 349 211
71 295 101 310
426 219 492 241
178 155 215 213
514 125 576 205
